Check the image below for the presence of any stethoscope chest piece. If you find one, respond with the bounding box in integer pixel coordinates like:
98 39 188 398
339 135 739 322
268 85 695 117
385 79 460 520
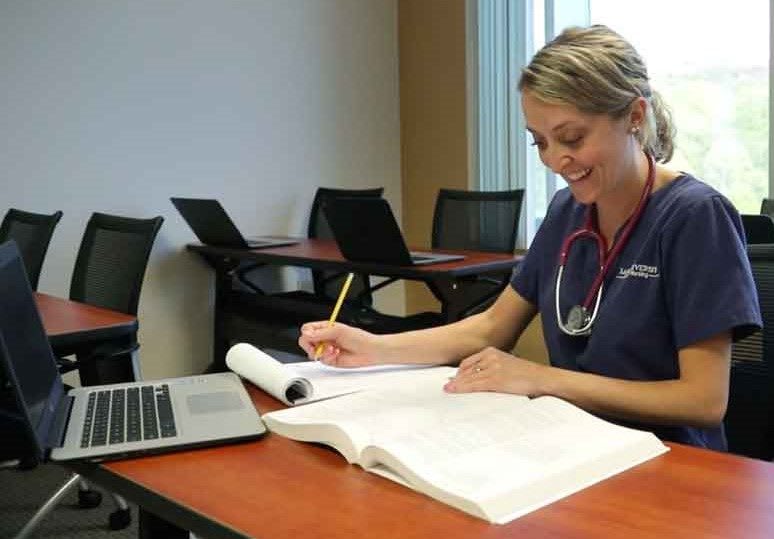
565 305 592 335
554 264 604 337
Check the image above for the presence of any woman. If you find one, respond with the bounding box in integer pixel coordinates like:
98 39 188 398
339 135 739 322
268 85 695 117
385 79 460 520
298 25 761 450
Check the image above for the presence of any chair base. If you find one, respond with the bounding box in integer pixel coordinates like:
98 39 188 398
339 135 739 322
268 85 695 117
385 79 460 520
13 474 81 539
109 506 132 530
12 473 132 539
77 484 102 508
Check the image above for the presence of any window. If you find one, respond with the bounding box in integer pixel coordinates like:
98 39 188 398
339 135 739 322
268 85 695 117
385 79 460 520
474 0 771 243
475 0 589 246
591 0 770 213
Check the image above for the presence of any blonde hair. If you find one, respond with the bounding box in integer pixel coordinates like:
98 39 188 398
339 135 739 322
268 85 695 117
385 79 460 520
519 25 675 163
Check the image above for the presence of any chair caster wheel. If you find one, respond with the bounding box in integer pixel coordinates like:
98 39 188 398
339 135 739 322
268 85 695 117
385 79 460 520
78 489 103 508
109 507 132 530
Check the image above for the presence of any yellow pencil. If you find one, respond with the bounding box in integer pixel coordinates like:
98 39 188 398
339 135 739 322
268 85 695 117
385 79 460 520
313 272 354 359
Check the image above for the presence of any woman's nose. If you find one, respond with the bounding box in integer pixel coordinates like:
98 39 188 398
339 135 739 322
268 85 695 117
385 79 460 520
541 148 572 175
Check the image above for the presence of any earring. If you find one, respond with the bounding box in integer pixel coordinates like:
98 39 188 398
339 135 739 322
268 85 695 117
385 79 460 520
630 125 640 135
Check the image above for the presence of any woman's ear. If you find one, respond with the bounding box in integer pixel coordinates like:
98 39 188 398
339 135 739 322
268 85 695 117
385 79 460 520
629 97 647 129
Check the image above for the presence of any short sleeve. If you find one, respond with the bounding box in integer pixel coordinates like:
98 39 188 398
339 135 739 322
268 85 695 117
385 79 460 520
662 196 761 347
510 235 543 305
510 193 566 305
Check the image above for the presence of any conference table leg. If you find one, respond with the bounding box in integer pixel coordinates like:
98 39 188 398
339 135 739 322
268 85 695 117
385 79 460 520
139 508 189 539
211 267 232 373
201 259 239 374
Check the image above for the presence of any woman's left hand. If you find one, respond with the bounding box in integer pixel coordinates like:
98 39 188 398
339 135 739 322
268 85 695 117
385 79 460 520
444 347 550 397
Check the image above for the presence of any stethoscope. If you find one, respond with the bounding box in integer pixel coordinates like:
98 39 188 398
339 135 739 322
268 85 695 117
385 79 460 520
555 153 655 336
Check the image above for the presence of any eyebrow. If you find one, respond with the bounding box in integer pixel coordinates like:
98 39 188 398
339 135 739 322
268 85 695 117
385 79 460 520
550 121 577 133
526 121 578 136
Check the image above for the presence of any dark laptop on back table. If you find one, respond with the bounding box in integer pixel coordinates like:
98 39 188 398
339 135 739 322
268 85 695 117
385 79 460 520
323 197 465 266
0 240 266 463
170 197 298 249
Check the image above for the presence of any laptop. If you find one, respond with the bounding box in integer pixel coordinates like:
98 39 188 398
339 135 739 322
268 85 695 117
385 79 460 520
0 240 266 463
170 197 299 249
323 197 465 266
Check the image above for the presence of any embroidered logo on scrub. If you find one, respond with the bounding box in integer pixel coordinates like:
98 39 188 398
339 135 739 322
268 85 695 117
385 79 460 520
616 263 660 279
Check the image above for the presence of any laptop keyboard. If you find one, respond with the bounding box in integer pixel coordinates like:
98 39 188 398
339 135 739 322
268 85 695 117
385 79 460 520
80 384 177 448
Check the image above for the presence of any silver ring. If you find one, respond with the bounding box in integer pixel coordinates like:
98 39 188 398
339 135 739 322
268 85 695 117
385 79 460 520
474 366 483 373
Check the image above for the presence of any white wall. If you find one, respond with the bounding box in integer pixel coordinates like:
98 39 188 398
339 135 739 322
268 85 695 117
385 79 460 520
0 0 401 379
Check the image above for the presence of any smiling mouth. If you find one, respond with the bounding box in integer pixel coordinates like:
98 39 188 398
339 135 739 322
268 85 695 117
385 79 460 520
564 168 592 183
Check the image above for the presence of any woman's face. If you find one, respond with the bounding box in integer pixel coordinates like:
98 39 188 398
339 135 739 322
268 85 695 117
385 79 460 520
521 90 639 206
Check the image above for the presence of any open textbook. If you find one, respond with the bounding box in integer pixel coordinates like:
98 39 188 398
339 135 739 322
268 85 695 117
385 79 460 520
262 373 669 524
225 343 455 406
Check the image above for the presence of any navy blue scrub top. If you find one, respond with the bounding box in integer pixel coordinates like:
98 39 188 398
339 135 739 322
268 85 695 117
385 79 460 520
511 174 762 450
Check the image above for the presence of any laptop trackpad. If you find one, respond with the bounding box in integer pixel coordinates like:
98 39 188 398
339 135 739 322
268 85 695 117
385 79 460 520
187 391 244 414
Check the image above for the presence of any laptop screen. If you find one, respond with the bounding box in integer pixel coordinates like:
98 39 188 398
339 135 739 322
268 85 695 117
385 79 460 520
170 197 249 248
0 240 64 457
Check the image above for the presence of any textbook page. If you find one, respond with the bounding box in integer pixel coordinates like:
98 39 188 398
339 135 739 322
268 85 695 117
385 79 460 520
359 386 668 523
264 376 668 523
226 343 453 405
262 367 464 461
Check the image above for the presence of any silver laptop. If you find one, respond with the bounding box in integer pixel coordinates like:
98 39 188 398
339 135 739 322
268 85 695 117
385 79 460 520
171 197 298 249
0 240 266 463
323 197 465 266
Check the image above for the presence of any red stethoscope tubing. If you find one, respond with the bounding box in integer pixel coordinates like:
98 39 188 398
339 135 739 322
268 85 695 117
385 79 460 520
557 152 656 312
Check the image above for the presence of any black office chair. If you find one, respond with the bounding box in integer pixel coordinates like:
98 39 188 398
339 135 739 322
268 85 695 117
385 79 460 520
15 212 164 536
432 188 524 253
59 212 164 385
741 214 774 244
724 244 774 461
431 188 524 316
226 187 384 353
0 208 63 290
760 198 774 219
291 186 384 306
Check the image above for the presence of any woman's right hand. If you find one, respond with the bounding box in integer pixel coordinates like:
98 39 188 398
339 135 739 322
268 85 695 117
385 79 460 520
298 321 380 367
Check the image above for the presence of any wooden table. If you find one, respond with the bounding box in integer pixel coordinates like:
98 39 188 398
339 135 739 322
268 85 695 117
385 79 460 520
36 292 139 384
68 385 774 539
188 239 523 369
37 292 138 353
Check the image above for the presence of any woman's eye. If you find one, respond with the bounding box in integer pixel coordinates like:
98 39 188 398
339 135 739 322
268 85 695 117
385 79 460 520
530 139 546 150
561 135 583 146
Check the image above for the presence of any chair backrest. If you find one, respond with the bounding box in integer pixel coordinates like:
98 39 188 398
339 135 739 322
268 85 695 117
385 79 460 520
741 214 774 244
69 212 163 315
308 187 384 304
0 208 63 290
760 198 774 219
725 244 774 460
431 188 524 253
